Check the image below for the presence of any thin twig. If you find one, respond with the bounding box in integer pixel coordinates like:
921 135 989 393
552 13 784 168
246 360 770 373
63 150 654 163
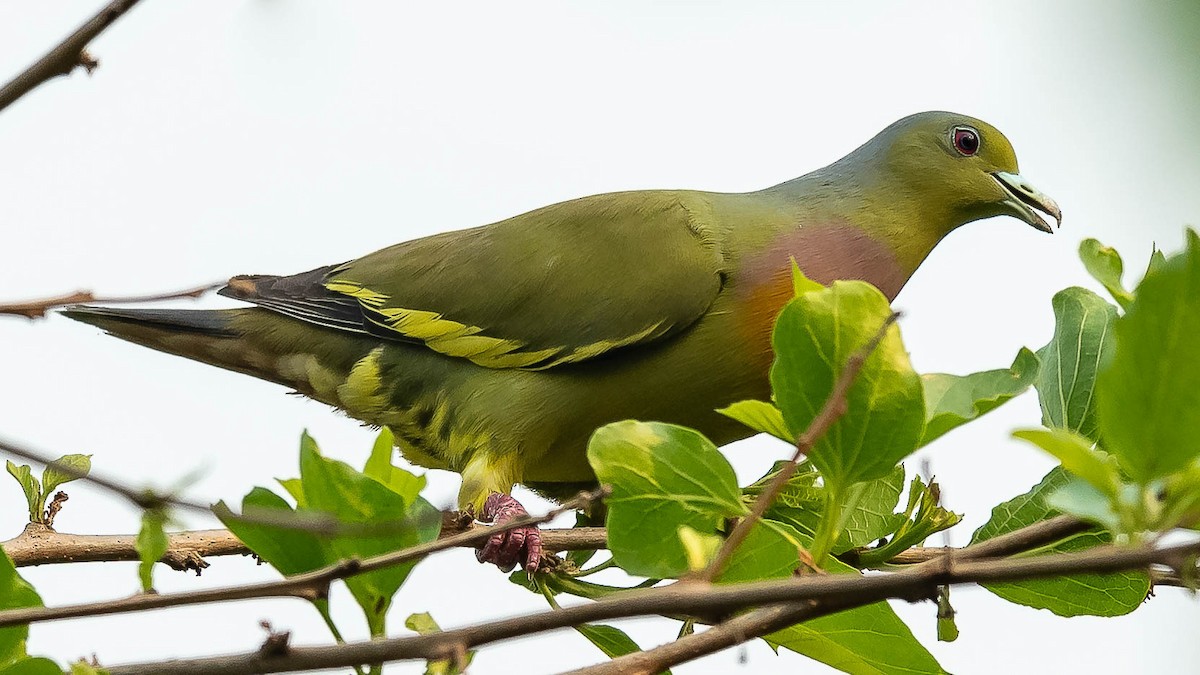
0 0 145 113
0 282 221 319
2 524 608 570
699 312 900 582
99 538 1200 675
0 488 608 629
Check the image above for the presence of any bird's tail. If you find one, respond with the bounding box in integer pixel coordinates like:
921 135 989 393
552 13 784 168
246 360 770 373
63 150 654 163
61 306 344 397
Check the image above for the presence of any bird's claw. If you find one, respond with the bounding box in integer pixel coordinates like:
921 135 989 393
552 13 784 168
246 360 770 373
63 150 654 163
475 492 542 573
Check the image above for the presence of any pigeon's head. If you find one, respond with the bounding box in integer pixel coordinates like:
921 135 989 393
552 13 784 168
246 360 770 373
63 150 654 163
862 111 1062 234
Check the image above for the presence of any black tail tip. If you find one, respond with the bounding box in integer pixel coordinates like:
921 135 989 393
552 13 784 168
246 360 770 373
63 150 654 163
61 306 236 337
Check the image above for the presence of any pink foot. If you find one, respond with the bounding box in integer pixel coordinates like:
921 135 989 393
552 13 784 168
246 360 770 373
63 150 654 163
476 492 542 573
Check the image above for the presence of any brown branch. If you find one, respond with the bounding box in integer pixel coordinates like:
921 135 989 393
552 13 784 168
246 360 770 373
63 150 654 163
2 523 608 570
98 538 1200 675
0 0 145 113
559 513 1155 675
0 282 221 320
699 311 900 582
0 488 608 630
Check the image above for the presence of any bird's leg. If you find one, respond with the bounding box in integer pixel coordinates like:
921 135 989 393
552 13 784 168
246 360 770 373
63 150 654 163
476 492 543 573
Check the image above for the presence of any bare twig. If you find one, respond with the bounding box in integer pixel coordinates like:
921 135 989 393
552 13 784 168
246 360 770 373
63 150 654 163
0 282 221 319
0 0 145 113
2 524 608 570
0 488 608 629
99 538 1200 675
699 312 900 582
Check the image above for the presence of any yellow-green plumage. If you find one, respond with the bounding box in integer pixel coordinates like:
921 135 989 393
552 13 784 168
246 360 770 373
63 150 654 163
64 111 1060 512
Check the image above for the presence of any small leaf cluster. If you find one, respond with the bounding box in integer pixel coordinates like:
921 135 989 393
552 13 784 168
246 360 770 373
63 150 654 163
5 454 90 525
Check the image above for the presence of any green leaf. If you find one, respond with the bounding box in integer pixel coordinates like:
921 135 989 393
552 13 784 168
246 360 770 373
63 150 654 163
588 421 745 578
0 658 62 675
1096 230 1200 482
574 623 653 663
767 466 906 554
840 466 908 550
135 509 169 592
718 399 792 442
765 557 943 674
0 549 43 667
920 348 1039 446
1013 429 1121 498
299 433 440 636
406 612 474 675
1033 287 1118 441
971 468 1148 616
5 462 39 523
1045 476 1123 533
216 488 328 576
763 466 902 554
276 478 307 508
40 454 91 495
719 519 806 583
1079 238 1134 309
363 429 426 500
771 281 925 489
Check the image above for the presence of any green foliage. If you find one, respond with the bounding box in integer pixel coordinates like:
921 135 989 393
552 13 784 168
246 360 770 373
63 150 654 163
217 431 440 640
920 348 1039 446
971 468 1148 617
0 658 62 675
0 550 44 669
1096 230 1200 483
1033 287 1117 440
5 454 91 524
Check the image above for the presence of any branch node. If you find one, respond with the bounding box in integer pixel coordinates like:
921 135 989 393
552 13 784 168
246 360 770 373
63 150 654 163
78 50 99 75
257 620 292 658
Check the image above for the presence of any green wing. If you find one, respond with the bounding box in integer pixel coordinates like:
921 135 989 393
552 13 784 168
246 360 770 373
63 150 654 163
326 191 726 369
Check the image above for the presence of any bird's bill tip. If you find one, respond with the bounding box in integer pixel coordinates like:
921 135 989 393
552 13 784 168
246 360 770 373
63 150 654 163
992 171 1061 234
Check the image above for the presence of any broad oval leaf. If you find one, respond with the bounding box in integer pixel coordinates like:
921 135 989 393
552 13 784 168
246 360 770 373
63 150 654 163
920 348 1039 446
1034 287 1118 441
771 280 924 489
1096 230 1200 482
587 421 745 578
971 468 1148 617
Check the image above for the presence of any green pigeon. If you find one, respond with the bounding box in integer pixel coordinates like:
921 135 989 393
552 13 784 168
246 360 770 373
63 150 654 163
65 111 1060 572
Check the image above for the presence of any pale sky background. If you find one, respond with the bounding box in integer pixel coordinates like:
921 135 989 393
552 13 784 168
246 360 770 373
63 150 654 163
2 1 1199 673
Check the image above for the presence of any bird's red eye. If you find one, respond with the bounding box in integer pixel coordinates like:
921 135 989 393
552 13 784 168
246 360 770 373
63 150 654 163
953 127 980 156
